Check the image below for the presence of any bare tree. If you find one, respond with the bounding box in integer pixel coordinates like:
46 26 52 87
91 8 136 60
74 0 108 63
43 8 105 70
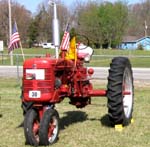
127 0 150 37
0 0 32 47
33 0 70 43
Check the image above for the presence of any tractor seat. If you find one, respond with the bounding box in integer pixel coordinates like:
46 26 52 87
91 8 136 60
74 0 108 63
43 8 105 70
77 43 94 62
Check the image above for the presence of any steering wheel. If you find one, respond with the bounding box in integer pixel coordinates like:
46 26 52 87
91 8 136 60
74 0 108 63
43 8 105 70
76 34 90 50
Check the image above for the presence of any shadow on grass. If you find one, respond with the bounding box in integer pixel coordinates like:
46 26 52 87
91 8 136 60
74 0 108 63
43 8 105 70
60 111 88 130
59 111 113 130
100 114 112 128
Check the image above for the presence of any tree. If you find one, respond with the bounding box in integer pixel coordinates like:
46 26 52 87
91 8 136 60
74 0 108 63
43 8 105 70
27 19 39 48
98 2 128 48
76 1 128 48
0 0 32 46
0 0 10 45
34 5 52 43
76 1 102 47
127 0 150 37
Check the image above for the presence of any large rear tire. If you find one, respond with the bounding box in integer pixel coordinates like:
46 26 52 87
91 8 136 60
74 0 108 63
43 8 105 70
107 57 134 126
39 109 59 146
24 109 40 146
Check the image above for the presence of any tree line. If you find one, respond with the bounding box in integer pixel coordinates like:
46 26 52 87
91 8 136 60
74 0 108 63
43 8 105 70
0 0 150 48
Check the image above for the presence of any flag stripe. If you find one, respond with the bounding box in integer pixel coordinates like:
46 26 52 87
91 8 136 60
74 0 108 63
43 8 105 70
60 23 70 51
9 33 20 44
8 22 20 53
11 34 20 41
63 34 69 47
60 31 70 51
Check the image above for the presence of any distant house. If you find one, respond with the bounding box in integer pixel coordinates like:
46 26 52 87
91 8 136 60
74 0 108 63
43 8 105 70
119 36 150 50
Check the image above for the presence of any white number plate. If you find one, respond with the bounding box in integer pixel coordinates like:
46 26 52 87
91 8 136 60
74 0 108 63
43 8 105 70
29 91 41 98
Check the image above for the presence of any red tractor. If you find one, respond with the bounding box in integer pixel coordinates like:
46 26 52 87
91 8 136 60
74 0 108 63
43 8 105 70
21 3 133 146
22 43 134 146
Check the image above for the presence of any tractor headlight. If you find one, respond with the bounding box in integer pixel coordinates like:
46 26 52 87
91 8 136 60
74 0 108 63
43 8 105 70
26 73 35 80
26 69 45 80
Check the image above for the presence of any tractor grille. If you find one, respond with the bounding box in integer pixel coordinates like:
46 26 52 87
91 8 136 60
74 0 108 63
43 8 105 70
23 80 54 93
23 68 55 94
23 80 53 88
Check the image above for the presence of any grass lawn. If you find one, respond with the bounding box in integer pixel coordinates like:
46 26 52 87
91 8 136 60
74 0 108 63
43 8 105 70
0 48 150 67
0 78 150 147
88 49 150 67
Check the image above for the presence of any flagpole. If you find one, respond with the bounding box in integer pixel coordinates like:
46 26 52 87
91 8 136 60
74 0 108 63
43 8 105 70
19 42 25 61
8 0 13 65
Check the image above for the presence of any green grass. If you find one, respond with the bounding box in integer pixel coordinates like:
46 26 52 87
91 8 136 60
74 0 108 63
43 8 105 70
1 48 150 67
0 78 150 147
88 49 150 67
88 56 150 67
94 49 150 56
0 48 55 65
2 47 56 55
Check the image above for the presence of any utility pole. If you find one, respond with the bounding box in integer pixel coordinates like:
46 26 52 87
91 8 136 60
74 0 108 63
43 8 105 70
145 20 148 37
8 0 13 65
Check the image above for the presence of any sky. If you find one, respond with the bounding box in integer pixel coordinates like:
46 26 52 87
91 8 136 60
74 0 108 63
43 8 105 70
15 0 142 13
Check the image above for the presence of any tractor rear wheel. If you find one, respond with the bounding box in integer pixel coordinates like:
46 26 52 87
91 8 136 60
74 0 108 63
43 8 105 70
24 109 40 146
107 57 134 126
39 109 59 146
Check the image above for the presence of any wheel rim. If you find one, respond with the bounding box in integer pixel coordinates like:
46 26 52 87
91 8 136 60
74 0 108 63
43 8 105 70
123 67 133 118
48 116 58 143
32 120 40 142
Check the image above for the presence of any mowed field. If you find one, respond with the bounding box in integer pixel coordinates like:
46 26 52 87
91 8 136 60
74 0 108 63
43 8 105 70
1 48 150 67
0 78 150 147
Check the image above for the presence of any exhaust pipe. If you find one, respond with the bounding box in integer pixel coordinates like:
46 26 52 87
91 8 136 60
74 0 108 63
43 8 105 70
49 1 60 58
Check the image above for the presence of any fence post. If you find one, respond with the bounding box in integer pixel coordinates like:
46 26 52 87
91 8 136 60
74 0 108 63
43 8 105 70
16 54 20 84
0 51 4 65
0 96 2 117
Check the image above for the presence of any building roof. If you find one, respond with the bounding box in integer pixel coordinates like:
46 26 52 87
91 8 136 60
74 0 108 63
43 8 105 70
122 36 141 43
122 36 150 43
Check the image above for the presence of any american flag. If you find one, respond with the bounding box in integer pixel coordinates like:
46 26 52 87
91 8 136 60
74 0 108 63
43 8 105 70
60 23 70 51
8 22 20 53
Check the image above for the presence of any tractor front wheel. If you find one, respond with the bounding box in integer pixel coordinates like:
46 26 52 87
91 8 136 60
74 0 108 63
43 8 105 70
107 57 134 126
24 109 40 146
39 109 59 146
